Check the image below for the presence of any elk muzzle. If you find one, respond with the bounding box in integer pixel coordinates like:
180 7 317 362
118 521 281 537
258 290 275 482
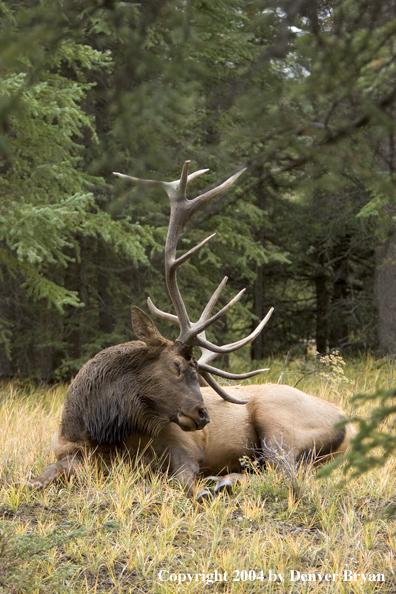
171 406 210 431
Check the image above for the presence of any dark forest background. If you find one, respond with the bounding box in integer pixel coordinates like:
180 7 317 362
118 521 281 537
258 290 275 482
1 0 396 381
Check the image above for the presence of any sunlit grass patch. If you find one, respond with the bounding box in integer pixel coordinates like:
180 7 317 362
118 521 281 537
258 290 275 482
0 357 395 593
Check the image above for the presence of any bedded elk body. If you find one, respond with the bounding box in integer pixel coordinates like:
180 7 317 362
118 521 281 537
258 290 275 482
125 383 354 495
28 162 355 499
29 369 354 499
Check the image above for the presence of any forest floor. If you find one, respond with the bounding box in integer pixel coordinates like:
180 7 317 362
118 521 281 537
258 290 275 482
0 355 395 593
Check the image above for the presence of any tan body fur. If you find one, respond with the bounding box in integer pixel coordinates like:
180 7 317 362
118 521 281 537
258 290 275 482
31 383 355 499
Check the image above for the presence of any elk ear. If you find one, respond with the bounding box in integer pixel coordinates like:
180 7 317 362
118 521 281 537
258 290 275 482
131 306 168 347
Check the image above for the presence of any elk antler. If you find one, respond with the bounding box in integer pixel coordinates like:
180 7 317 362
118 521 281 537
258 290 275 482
114 161 273 404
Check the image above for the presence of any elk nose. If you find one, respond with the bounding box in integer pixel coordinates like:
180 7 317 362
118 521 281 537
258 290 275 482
197 407 210 429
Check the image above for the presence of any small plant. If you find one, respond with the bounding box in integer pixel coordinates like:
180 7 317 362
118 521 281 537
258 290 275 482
318 350 354 394
292 349 354 395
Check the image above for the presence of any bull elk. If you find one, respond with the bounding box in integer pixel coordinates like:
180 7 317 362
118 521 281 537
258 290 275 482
28 161 355 500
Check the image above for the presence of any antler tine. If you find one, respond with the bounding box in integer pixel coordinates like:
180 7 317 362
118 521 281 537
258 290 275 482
113 164 209 202
179 160 190 197
195 307 275 354
147 297 179 326
147 274 229 333
198 364 270 381
174 233 216 267
193 288 246 336
196 298 272 401
199 276 228 323
189 167 247 217
196 329 269 404
199 371 251 405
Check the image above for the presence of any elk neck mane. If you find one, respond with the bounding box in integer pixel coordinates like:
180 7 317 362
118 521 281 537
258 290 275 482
61 340 174 445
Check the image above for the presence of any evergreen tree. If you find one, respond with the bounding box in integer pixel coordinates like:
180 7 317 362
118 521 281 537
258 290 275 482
2 0 396 379
0 1 157 378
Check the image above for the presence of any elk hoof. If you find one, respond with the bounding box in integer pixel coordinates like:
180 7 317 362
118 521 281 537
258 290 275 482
201 476 221 485
26 479 44 490
196 489 213 503
214 478 233 494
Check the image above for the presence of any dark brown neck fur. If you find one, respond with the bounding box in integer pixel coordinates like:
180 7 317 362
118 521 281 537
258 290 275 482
61 341 172 445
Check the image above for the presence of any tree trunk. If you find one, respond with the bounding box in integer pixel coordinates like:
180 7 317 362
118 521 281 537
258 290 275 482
250 165 269 360
374 130 396 355
375 234 396 354
251 263 266 360
39 310 53 382
315 252 330 354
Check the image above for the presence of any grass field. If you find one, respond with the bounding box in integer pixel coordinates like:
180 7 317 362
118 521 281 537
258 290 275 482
0 355 395 593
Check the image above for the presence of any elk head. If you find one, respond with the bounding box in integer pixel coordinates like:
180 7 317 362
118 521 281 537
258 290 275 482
114 161 273 406
130 305 208 432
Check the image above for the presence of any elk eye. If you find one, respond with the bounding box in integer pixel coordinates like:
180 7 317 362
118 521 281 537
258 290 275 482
174 361 181 376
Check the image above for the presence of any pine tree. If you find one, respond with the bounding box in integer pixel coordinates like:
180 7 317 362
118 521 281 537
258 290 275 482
2 0 396 378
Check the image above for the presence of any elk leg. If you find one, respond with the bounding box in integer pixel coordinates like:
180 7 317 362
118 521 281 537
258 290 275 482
27 454 82 489
168 446 211 501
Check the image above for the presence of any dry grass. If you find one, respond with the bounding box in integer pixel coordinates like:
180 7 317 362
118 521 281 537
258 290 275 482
0 356 395 593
